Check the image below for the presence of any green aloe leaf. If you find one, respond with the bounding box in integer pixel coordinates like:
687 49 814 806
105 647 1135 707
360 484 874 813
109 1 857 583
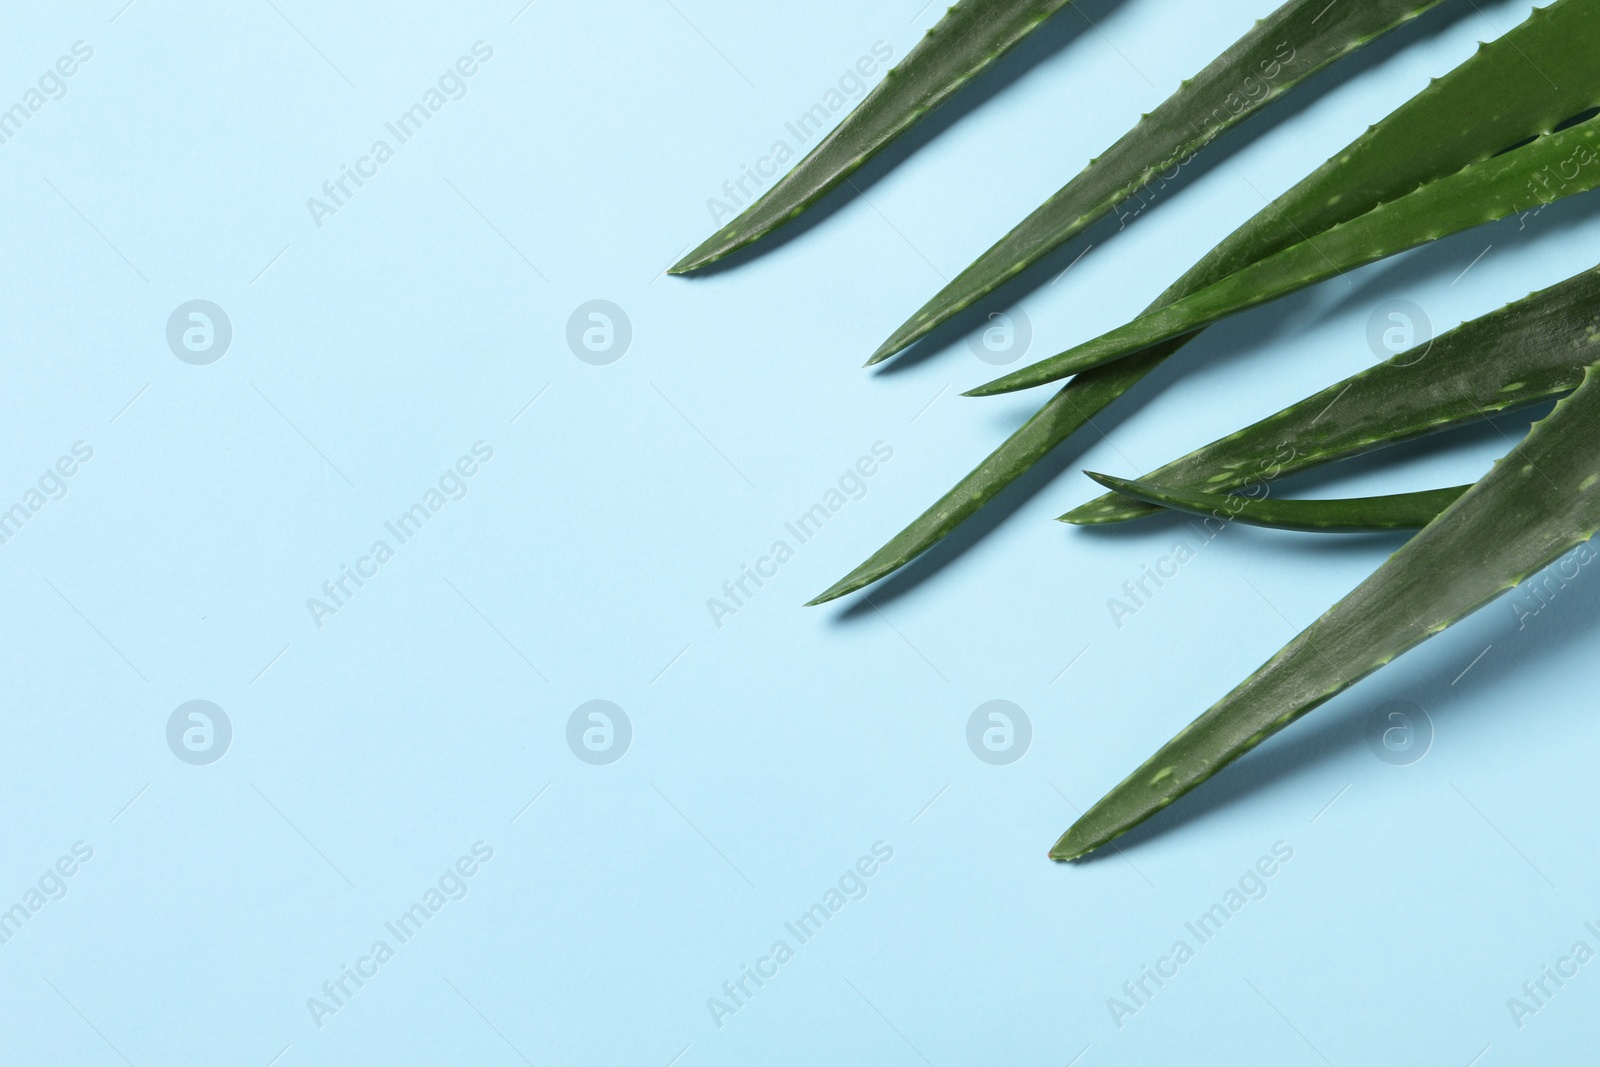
806 348 1172 605
1067 263 1600 524
971 0 1600 395
969 115 1600 395
815 0 1596 605
1148 0 1600 310
1082 471 1467 531
1053 361 1600 861
869 0 1448 365
671 0 1078 274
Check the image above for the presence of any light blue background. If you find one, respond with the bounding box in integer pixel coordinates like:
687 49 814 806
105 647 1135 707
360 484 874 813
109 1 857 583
1 0 1596 1063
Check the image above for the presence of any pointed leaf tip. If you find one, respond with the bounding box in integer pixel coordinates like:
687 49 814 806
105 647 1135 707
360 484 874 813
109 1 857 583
671 0 1086 271
1083 470 1132 493
867 344 903 367
805 577 859 606
669 237 727 275
1056 358 1600 855
1049 825 1095 861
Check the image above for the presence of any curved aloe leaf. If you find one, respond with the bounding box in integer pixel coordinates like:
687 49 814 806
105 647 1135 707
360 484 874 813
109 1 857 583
971 116 1600 395
815 0 1596 604
1053 362 1600 860
670 0 1078 274
870 0 1447 365
1082 471 1467 531
1067 263 1600 524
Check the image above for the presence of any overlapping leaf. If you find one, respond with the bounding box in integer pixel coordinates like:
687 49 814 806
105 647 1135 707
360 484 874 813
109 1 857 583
814 0 1600 604
970 114 1600 395
1082 472 1467 531
870 0 1448 364
1055 362 1600 860
1067 262 1600 524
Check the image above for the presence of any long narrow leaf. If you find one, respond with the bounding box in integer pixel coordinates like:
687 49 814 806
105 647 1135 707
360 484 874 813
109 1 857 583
972 0 1600 394
1066 264 1600 525
806 348 1172 605
870 0 1448 364
1156 0 1600 302
1082 471 1467 531
815 0 1596 604
970 116 1600 395
1053 362 1600 860
671 0 1078 274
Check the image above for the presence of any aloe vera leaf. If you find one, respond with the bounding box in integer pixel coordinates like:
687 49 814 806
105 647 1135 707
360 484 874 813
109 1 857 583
1052 362 1600 860
1066 263 1600 525
806 345 1175 605
1158 0 1600 298
869 0 1448 365
1082 471 1467 530
670 0 1078 274
970 117 1600 395
816 0 1597 604
972 0 1600 395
